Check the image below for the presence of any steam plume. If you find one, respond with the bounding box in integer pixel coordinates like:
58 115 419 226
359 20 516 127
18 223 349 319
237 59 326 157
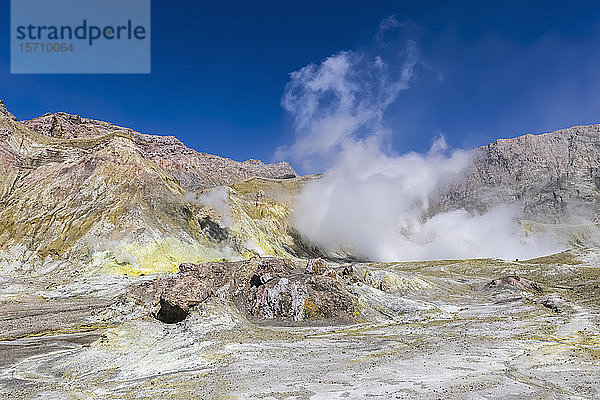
281 21 564 261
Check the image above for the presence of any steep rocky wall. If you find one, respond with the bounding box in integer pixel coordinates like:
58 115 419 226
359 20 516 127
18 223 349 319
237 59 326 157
429 125 600 223
22 111 297 190
0 102 306 281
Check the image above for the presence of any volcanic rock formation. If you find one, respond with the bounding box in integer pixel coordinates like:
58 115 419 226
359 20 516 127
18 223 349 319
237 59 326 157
430 125 600 223
127 257 360 324
22 111 297 189
1 100 600 399
0 101 307 288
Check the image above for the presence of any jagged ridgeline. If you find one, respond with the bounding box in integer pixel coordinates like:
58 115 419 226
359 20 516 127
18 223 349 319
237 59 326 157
2 99 600 282
427 124 600 247
429 126 600 222
0 100 319 282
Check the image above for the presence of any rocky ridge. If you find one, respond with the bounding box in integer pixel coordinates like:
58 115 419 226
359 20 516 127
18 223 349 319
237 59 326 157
0 101 308 295
1 100 600 399
430 125 600 223
23 111 297 190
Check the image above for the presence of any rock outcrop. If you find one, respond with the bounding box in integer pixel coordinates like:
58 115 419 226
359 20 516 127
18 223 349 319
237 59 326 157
0 100 17 122
22 111 297 190
484 275 543 293
127 258 359 324
0 101 306 282
430 125 600 222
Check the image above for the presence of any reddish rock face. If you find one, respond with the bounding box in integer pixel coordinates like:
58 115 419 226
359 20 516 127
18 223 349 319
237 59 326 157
0 102 302 267
127 257 360 324
21 111 297 191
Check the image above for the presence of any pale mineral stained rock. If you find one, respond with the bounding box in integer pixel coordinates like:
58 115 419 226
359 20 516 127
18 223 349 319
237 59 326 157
22 111 297 190
0 101 308 284
430 125 600 222
127 257 450 325
128 257 359 324
304 257 328 274
484 275 543 293
1 101 600 399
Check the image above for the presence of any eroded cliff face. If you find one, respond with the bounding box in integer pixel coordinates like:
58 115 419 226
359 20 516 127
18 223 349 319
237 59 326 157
0 103 308 294
22 112 297 190
1 102 600 399
430 125 600 223
4 101 600 286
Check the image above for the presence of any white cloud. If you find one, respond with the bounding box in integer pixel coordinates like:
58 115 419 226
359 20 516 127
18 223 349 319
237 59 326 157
379 15 403 32
277 41 418 172
186 186 233 228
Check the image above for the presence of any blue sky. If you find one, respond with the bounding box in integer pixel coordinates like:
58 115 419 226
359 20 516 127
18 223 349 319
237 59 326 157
1 1 600 172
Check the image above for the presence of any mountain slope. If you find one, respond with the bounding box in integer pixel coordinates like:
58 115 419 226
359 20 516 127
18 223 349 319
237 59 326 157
23 112 297 190
0 103 308 294
3 100 600 288
430 125 600 223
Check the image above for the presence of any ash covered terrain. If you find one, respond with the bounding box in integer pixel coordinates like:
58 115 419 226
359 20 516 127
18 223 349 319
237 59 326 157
0 100 599 399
